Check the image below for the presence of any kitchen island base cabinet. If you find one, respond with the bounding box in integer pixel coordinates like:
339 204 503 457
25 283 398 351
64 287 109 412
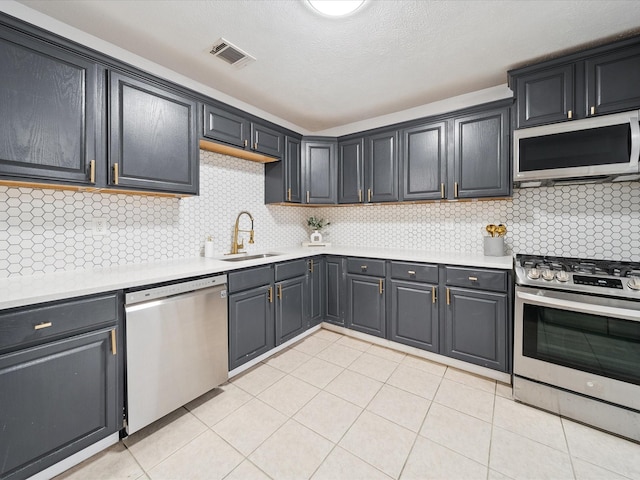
444 288 507 372
389 280 439 352
228 285 275 371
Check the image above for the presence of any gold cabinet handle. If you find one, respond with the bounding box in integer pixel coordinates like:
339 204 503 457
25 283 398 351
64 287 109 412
34 322 52 330
277 284 282 299
446 287 451 305
309 260 314 273
254 142 258 150
379 279 384 294
361 265 368 271
454 182 458 198
358 189 362 203
568 110 573 119
113 163 119 185
268 286 273 303
287 188 291 201
367 188 372 202
590 106 595 115
89 159 96 184
244 139 248 148
408 270 416 276
432 286 437 304
111 329 117 355
306 191 310 203
440 183 445 199
468 276 478 281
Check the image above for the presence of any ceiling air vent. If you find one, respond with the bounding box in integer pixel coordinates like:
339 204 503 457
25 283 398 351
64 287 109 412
210 38 255 68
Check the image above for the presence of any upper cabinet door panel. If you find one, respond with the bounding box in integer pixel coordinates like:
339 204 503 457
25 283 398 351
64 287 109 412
251 122 282 158
109 72 198 194
585 44 640 116
304 140 336 204
202 104 248 148
366 130 398 202
0 30 97 185
515 65 574 128
401 122 446 201
338 138 364 204
285 136 302 203
454 107 509 199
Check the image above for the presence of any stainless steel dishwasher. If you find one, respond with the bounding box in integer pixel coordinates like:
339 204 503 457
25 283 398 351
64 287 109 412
124 275 228 435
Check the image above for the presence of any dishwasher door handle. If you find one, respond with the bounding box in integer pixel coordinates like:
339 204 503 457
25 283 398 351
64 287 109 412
125 285 226 313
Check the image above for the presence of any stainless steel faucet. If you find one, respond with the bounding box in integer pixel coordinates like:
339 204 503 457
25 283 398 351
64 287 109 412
229 211 254 254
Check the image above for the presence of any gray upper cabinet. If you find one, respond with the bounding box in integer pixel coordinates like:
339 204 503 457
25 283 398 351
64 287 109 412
264 135 303 204
585 44 640 116
303 139 337 204
252 122 283 158
203 104 249 149
108 71 198 194
510 37 640 128
0 28 98 186
452 106 510 199
400 121 447 201
338 137 365 204
514 66 574 128
365 130 399 203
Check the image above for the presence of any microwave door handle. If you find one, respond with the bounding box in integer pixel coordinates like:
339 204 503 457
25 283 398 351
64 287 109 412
516 291 640 322
630 113 640 167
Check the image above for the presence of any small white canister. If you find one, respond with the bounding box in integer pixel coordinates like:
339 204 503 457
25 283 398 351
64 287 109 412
204 236 215 258
484 236 505 256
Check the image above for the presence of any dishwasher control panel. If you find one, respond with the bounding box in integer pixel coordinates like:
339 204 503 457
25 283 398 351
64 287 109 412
125 275 227 305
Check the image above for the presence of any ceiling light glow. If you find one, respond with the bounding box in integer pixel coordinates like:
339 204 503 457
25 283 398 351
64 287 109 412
307 0 365 17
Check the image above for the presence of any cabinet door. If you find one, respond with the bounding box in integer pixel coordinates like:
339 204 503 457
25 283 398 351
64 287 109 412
109 71 198 194
324 256 344 325
585 44 640 116
401 122 447 201
346 274 385 338
0 329 118 480
0 29 97 185
275 276 306 345
202 104 249 148
452 107 510 199
251 122 283 158
308 257 324 327
365 130 399 202
228 285 275 370
338 138 364 203
285 136 302 203
515 65 574 128
444 287 507 372
390 280 439 352
304 140 337 204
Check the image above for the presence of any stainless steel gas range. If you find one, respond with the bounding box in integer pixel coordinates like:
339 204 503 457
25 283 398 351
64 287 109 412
513 254 640 442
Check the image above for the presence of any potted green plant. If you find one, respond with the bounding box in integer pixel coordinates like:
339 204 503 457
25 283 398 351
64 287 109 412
307 216 330 243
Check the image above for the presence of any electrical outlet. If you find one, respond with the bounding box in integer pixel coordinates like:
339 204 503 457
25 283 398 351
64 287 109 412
92 218 108 236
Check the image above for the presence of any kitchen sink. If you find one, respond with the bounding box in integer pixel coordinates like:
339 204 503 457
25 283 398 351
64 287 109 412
220 253 283 262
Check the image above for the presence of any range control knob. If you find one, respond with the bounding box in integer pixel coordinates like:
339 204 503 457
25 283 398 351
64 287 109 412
556 271 570 282
527 268 540 279
628 277 640 291
541 269 555 281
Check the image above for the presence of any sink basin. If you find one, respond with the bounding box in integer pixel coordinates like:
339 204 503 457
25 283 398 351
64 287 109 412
220 253 282 262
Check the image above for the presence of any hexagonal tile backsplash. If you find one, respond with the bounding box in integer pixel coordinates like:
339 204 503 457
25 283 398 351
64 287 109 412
1 150 639 278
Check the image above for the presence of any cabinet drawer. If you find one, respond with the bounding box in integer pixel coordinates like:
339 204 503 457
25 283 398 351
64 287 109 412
347 258 386 277
390 261 438 283
0 294 118 353
228 265 273 293
275 259 308 281
445 266 508 292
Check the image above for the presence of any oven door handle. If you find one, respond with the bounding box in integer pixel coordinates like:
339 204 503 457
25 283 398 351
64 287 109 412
516 291 640 322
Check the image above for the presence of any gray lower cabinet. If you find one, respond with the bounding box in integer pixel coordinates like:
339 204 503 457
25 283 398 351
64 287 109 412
0 294 121 480
389 280 439 352
324 256 345 325
275 276 306 345
443 265 509 372
308 257 324 327
346 258 386 338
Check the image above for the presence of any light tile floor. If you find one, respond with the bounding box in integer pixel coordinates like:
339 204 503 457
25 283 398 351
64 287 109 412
57 329 640 480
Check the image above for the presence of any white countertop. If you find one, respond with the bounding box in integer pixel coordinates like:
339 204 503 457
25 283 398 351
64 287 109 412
0 246 513 310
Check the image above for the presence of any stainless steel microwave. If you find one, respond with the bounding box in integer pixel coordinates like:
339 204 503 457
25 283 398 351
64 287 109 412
514 110 640 186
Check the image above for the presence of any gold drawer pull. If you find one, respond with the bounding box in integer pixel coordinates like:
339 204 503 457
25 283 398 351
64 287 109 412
34 322 52 330
361 265 368 271
408 270 416 276
468 276 478 281
432 286 437 304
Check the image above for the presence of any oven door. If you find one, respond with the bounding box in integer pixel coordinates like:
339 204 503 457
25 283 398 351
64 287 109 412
514 286 640 411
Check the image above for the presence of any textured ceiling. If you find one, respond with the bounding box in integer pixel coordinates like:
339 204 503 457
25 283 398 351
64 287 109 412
13 0 640 133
